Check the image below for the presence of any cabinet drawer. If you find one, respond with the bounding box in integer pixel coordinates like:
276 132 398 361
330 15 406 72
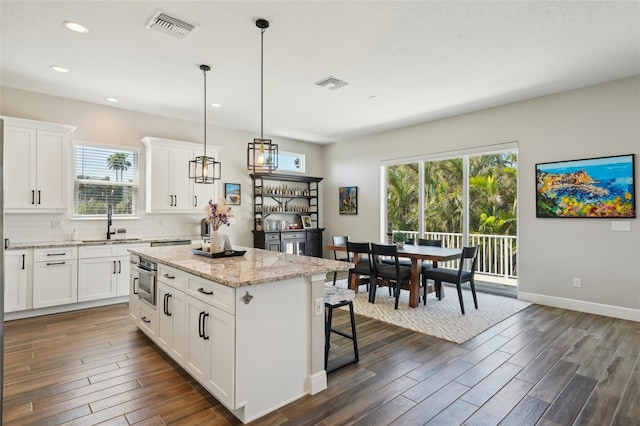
139 304 158 338
282 232 305 240
265 233 280 242
34 247 77 262
187 276 235 315
158 264 187 290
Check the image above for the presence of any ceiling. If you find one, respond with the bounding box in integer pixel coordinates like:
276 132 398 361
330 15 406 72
1 1 639 144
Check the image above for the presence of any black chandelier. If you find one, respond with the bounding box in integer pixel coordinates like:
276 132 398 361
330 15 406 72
190 64 221 183
247 18 278 174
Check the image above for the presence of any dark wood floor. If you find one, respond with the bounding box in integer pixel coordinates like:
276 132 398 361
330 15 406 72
3 299 639 425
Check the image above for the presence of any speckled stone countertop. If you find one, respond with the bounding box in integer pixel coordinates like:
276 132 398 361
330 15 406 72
128 245 352 288
6 235 201 250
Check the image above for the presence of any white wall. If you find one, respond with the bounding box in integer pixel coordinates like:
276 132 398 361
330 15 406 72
0 87 324 246
322 76 640 318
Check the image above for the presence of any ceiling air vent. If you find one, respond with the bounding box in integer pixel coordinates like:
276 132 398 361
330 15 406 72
146 10 195 39
314 76 349 90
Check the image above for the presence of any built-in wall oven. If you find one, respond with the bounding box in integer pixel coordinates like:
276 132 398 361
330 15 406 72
132 257 157 306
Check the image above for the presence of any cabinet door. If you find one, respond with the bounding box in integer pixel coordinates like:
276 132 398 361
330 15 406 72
171 146 194 210
116 256 130 296
149 144 174 211
78 257 118 302
5 250 29 312
185 296 211 383
207 305 235 408
36 130 67 209
158 282 186 366
129 265 141 321
33 260 78 308
4 126 37 209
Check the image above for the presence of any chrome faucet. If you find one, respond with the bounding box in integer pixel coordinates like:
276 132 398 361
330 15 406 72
106 204 115 240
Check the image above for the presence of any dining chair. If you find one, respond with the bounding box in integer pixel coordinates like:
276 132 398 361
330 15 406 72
422 246 479 314
417 238 443 303
331 235 350 285
370 243 411 309
346 242 372 292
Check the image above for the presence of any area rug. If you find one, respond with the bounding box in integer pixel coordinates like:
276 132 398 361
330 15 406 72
331 280 531 344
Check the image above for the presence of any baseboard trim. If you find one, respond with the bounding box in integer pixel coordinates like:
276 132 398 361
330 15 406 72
4 297 129 321
518 292 640 322
308 370 327 395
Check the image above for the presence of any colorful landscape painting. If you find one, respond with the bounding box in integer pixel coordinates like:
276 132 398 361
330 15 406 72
536 154 635 218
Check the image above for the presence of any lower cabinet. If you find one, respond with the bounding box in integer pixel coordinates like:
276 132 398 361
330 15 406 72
157 282 186 365
253 229 324 257
33 247 78 308
5 250 31 312
185 294 235 409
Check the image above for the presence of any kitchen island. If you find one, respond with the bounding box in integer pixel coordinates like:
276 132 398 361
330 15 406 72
127 245 351 424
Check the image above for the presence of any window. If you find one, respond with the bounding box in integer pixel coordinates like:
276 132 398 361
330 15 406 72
277 151 305 173
73 142 140 218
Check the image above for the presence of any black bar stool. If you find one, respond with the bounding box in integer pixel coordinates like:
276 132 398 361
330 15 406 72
324 288 359 373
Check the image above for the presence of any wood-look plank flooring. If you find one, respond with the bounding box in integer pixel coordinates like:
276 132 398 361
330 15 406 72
3 299 639 425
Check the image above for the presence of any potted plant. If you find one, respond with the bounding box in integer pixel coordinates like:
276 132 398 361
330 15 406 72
393 232 408 248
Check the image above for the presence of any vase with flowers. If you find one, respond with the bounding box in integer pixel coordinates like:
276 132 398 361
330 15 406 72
204 199 233 252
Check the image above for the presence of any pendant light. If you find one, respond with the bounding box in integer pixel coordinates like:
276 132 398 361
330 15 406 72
190 64 221 183
247 18 278 174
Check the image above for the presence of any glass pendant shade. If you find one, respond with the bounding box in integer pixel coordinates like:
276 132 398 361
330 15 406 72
191 64 221 184
247 18 278 174
189 154 221 183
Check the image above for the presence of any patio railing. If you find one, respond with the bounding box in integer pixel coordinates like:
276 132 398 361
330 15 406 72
392 231 517 279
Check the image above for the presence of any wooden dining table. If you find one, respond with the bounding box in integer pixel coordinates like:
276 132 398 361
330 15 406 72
325 242 463 308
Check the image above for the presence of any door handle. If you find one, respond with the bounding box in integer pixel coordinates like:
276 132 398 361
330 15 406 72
22 254 26 270
133 277 138 294
32 190 35 205
194 195 197 207
202 312 209 340
198 311 204 338
38 190 41 205
118 260 122 274
164 293 172 316
113 261 117 274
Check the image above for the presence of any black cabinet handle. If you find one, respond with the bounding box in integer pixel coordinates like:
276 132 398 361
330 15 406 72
170 195 174 206
164 293 172 316
118 260 122 274
202 312 209 340
38 190 41 205
194 195 197 207
113 260 117 274
141 316 151 324
31 190 35 205
198 311 204 338
163 273 175 280
174 195 177 206
197 287 213 296
133 277 138 294
46 261 65 266
22 254 25 270
47 253 66 256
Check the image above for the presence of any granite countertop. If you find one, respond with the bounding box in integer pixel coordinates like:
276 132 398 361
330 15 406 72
128 245 352 288
7 235 202 250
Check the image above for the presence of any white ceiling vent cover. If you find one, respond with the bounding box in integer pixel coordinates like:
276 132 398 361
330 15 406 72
146 10 195 39
315 77 349 90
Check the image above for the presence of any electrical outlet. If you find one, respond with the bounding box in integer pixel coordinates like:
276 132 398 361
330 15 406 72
314 298 323 316
51 219 62 229
573 277 582 288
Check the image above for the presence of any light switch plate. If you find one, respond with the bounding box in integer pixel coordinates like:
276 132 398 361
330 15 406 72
611 221 631 232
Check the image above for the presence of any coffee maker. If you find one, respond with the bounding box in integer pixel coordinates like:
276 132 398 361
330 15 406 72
200 218 211 237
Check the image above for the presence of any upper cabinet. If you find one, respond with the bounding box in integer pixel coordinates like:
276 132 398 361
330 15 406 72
3 117 76 212
141 137 222 213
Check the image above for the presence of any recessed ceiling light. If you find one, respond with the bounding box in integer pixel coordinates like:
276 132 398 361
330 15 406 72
105 97 118 103
210 103 221 108
370 95 380 100
50 65 69 73
64 21 89 33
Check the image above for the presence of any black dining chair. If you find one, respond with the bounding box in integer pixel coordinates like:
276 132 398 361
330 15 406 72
346 242 372 292
370 243 411 309
422 246 479 314
331 235 350 286
417 238 443 303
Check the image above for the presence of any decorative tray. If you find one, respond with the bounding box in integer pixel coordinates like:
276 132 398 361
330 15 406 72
192 249 246 258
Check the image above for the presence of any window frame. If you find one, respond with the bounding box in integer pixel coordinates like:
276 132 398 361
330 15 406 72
276 150 306 173
71 140 141 220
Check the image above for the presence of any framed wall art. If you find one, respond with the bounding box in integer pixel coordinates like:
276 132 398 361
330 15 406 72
224 183 241 205
339 186 358 215
535 154 635 218
301 215 313 229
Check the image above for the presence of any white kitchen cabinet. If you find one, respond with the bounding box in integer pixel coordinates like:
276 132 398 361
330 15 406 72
158 281 186 366
129 254 141 322
33 247 78 308
185 294 235 408
78 244 149 302
3 117 76 211
5 250 31 312
141 137 220 213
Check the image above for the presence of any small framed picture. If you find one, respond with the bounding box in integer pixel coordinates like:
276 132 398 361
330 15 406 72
224 183 241 205
339 186 358 215
301 215 313 229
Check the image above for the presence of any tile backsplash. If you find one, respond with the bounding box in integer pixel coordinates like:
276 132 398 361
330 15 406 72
5 213 205 243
